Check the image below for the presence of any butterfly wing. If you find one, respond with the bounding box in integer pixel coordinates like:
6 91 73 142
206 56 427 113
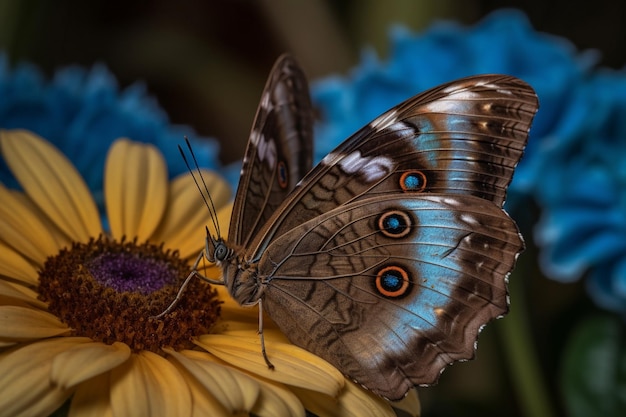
247 75 537 258
229 55 313 247
239 72 538 399
226 65 538 399
259 194 523 400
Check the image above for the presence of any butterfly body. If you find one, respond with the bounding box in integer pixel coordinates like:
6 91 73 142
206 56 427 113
211 55 538 400
208 240 261 307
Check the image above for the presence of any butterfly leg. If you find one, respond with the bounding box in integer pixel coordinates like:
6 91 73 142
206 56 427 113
258 299 275 370
151 250 223 319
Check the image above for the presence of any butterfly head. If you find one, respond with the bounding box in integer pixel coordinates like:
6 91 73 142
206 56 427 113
204 231 232 265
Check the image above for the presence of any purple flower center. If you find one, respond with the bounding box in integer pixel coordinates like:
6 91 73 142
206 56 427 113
87 252 176 295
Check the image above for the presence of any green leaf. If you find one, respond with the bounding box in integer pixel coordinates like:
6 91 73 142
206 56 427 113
561 315 626 417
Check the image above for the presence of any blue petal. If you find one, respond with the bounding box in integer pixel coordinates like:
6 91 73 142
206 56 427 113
0 54 222 200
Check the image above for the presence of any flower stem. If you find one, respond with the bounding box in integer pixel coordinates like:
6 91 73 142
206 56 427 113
500 270 556 417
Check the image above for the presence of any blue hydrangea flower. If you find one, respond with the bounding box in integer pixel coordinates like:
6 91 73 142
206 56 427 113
534 71 626 313
311 9 626 313
311 9 596 197
0 53 221 206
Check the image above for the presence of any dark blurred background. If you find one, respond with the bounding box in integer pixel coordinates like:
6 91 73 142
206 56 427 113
1 1 624 416
2 0 624 165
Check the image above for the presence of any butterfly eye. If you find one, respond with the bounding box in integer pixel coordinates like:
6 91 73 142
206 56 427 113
399 170 427 192
374 265 411 298
378 210 412 238
214 243 229 261
277 160 289 189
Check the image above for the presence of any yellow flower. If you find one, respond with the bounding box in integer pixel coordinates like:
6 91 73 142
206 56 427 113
0 130 419 417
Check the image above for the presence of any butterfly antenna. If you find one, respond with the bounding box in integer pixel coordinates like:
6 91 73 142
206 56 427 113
179 138 221 237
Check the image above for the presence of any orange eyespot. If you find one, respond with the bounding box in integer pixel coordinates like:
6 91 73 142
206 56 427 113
375 266 411 298
277 160 288 189
377 210 412 238
399 170 427 192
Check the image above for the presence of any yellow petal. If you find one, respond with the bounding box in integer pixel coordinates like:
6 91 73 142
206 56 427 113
166 348 260 413
0 183 67 264
51 341 131 389
195 332 344 397
251 378 305 417
12 384 75 417
183 346 321 417
0 280 47 310
151 170 231 258
167 352 234 417
195 169 231 208
10 188 74 250
212 320 285 343
0 130 102 242
0 240 39 286
0 340 19 348
214 286 272 325
0 305 71 339
292 379 396 417
216 202 233 237
138 350 192 417
0 337 91 416
110 353 150 417
105 139 168 241
69 372 113 417
392 389 421 417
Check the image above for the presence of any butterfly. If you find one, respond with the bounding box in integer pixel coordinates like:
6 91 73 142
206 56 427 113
188 55 538 401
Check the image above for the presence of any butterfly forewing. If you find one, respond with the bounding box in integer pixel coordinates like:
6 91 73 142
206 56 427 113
247 75 537 259
229 54 313 248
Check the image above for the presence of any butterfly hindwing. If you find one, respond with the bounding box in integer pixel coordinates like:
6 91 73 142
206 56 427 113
258 194 522 400
229 55 313 248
